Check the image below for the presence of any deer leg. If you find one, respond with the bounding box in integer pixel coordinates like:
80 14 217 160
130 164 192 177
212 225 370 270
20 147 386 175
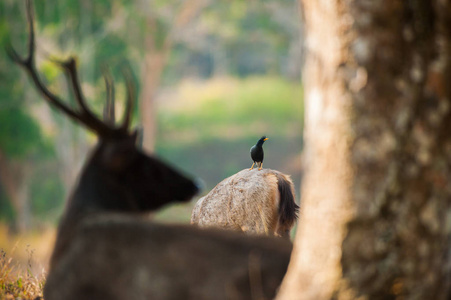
250 162 255 170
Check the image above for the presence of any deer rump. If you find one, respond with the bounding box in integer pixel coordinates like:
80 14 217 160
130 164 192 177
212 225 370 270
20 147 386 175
44 214 292 300
191 169 299 238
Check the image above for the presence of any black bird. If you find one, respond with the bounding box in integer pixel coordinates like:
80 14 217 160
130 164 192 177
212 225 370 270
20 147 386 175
250 136 268 170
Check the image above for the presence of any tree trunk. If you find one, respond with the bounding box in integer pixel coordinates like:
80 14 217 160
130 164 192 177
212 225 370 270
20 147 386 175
140 0 209 153
140 36 167 153
278 1 451 299
0 151 31 233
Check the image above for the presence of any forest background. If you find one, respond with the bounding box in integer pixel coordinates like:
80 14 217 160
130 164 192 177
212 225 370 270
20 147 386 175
2 0 450 299
0 0 303 273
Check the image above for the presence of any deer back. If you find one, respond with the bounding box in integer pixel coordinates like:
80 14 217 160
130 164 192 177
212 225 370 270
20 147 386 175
191 169 299 238
44 214 292 300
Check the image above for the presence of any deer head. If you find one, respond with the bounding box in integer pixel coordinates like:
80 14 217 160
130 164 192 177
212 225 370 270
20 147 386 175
8 0 198 206
8 0 199 269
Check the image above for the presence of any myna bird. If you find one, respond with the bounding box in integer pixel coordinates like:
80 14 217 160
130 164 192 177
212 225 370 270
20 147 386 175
250 136 268 170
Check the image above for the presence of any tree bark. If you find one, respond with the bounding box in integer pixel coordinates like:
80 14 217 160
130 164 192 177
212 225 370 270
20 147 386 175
278 1 451 299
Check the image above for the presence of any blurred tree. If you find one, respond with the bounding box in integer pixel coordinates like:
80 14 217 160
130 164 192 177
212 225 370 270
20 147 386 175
0 0 123 230
137 0 209 152
33 0 142 198
278 1 451 299
165 0 301 79
1 0 302 230
137 0 301 151
0 1 51 231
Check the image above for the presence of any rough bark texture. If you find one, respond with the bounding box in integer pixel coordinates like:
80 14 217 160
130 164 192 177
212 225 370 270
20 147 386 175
278 1 451 299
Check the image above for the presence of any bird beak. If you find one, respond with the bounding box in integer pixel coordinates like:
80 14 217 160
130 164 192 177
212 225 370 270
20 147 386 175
264 138 268 141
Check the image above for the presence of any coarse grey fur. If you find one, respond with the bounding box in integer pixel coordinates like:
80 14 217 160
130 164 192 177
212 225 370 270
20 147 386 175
191 169 299 238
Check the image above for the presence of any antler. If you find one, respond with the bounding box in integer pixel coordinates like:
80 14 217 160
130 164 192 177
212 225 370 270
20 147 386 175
120 67 135 131
7 0 135 138
102 67 115 126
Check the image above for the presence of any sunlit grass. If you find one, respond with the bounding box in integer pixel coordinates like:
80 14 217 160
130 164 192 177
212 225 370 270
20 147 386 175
0 246 45 300
154 76 303 198
158 76 303 143
0 224 54 299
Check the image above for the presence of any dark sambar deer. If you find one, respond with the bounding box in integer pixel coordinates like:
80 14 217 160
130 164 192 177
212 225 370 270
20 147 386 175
7 0 199 270
9 2 292 299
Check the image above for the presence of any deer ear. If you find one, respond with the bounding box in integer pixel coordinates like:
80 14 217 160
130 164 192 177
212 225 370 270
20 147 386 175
97 136 138 172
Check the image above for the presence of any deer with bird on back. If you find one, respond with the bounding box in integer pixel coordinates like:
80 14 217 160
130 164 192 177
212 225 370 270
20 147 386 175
192 137 299 239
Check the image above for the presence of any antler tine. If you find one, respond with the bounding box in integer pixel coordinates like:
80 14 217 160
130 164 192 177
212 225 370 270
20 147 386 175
50 56 114 135
120 67 135 131
102 67 116 126
6 0 83 123
7 0 35 66
11 0 34 65
7 0 115 136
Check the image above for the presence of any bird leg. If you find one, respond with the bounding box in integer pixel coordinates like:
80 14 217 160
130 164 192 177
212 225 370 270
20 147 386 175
258 162 263 170
250 162 255 170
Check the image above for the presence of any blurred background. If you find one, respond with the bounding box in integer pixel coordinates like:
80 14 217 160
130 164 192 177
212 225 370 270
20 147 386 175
0 0 303 273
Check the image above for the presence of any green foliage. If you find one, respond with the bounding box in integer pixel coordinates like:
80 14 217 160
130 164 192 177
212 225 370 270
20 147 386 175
0 189 14 224
0 2 53 160
30 170 64 222
156 135 303 196
156 76 303 194
186 0 298 78
158 77 303 142
0 108 44 159
0 0 302 225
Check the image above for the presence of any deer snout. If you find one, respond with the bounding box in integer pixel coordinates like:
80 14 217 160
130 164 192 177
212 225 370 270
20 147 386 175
171 176 201 203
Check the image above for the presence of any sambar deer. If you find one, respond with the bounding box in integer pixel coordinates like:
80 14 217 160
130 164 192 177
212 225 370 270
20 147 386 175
7 1 199 272
191 168 299 238
9 2 292 299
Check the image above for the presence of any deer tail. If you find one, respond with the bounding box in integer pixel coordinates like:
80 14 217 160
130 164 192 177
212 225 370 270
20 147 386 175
275 173 299 230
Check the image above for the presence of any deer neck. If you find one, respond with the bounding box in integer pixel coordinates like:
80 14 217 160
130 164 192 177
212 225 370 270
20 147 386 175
49 161 138 270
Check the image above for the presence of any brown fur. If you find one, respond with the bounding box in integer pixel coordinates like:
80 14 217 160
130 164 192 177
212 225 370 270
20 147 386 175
10 3 293 299
44 214 292 300
191 168 299 238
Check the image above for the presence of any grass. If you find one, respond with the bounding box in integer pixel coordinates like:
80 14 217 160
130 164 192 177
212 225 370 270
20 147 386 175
157 76 303 143
156 136 302 192
0 246 45 300
0 224 53 300
154 75 304 202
